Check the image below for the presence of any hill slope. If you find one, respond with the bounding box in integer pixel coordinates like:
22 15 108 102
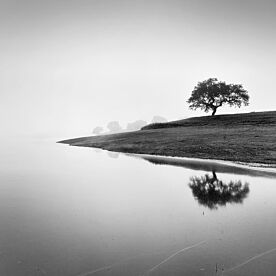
59 111 276 165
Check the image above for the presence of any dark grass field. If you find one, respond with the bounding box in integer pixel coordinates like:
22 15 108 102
59 111 276 165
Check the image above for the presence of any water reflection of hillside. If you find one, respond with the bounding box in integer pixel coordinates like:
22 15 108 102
189 171 249 209
138 155 276 178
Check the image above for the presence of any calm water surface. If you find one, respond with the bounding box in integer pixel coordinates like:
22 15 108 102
0 139 276 276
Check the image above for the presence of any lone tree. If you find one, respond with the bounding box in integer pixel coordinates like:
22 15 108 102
187 78 249 116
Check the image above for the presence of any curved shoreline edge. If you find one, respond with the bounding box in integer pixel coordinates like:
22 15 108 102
127 152 276 171
124 152 276 178
59 111 276 174
60 141 276 177
129 152 276 170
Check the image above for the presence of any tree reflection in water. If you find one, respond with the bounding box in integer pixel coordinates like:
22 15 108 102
189 172 249 210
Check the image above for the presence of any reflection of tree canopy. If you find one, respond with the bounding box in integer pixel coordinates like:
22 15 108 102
189 172 249 210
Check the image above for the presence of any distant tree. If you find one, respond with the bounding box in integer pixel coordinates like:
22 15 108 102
92 126 104 135
187 78 249 116
126 120 147 131
107 121 123 133
151 115 167 124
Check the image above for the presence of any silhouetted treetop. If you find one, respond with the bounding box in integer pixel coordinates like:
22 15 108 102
187 78 249 116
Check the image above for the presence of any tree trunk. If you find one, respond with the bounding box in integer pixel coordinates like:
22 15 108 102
211 108 217 116
212 171 218 180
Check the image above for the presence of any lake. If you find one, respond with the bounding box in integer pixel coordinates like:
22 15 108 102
0 138 276 275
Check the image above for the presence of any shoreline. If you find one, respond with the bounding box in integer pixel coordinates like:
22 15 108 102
59 111 276 169
62 141 276 176
125 152 276 172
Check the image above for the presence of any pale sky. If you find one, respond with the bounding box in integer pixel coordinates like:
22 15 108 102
1 0 276 139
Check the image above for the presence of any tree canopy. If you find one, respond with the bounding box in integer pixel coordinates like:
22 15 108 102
187 78 249 116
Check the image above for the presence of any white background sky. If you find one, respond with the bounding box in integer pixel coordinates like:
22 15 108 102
1 0 276 139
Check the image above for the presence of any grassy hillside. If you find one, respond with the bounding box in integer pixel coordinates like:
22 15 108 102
59 111 276 165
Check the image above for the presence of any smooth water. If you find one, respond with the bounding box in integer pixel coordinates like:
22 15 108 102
0 139 276 276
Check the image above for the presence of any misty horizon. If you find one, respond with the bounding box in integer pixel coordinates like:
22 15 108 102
1 0 276 140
